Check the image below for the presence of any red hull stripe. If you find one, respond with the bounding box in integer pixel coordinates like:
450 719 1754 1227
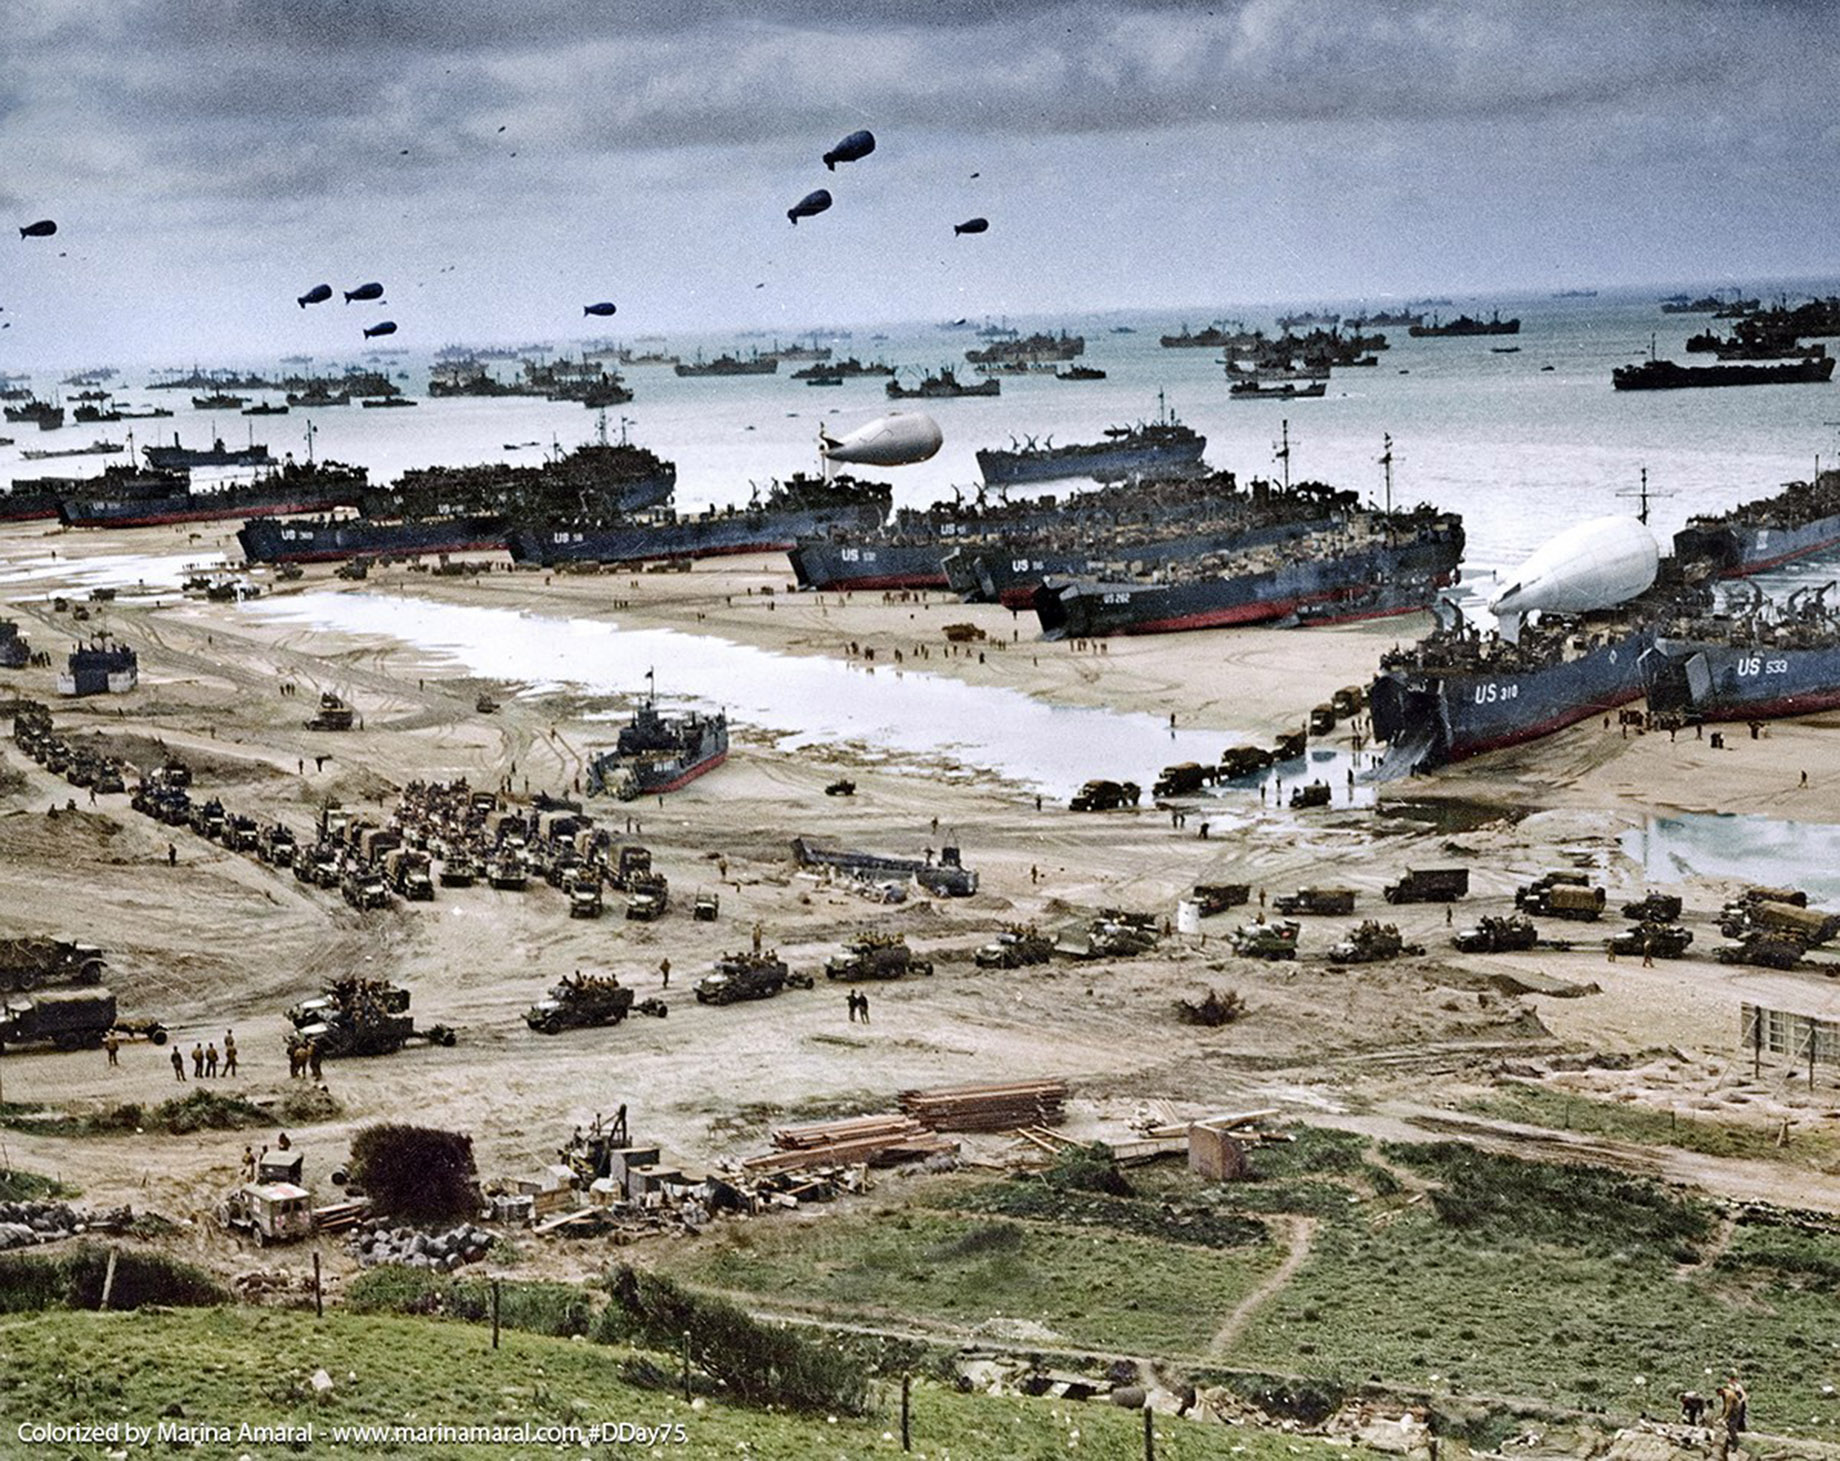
1718 534 1840 576
1444 688 1645 761
643 750 727 795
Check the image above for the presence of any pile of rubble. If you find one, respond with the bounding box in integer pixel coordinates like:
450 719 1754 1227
350 1221 495 1270
0 1199 133 1251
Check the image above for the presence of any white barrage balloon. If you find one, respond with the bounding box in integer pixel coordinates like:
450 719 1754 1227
818 412 943 468
1491 515 1658 621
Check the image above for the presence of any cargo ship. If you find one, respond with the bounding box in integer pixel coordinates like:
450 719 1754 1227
673 352 777 377
1642 587 1840 722
1612 356 1835 390
885 368 1000 399
585 695 728 798
1033 507 1464 639
508 474 890 568
59 459 368 529
143 435 275 469
1160 320 1263 350
0 479 69 523
375 439 675 522
1671 469 1840 575
1408 312 1520 337
975 396 1206 486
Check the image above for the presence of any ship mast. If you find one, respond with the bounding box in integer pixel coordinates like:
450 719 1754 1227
1273 419 1291 491
1617 467 1673 526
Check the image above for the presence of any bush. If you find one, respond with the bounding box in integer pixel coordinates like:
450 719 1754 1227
608 1265 869 1416
348 1124 479 1223
150 1090 267 1134
0 1244 225 1312
1045 1142 1134 1197
0 1169 73 1202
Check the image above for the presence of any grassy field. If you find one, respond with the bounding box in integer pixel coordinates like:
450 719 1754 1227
671 1200 1277 1356
1462 1081 1840 1169
0 1307 1371 1461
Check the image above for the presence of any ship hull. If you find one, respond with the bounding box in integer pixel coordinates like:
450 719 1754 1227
1642 638 1840 721
1673 512 1840 576
1614 357 1836 390
1034 529 1462 640
238 516 510 563
976 435 1205 486
787 541 951 591
1370 628 1654 770
61 488 362 529
509 501 884 567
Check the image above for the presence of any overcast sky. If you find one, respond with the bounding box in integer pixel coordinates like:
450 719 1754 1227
0 0 1833 366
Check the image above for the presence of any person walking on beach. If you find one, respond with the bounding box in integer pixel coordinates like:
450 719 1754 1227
103 1029 119 1067
659 957 671 989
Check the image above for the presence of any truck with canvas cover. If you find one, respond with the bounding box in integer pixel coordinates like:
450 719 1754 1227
0 937 105 994
1273 887 1356 916
1384 866 1469 903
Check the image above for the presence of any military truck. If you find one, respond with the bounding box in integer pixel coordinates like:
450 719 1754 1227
220 1183 315 1245
1308 703 1337 735
566 873 603 919
825 932 934 982
0 937 106 994
1231 919 1300 961
1191 883 1251 916
1607 923 1694 959
694 951 814 1006
487 848 529 890
975 923 1055 968
1273 887 1357 916
608 844 654 889
1070 779 1141 812
1289 781 1332 809
341 866 392 910
1452 915 1540 954
1153 762 1210 797
1715 937 1805 970
1516 872 1606 920
1621 892 1683 923
1328 921 1423 964
1273 728 1307 759
693 890 720 922
1331 684 1366 718
1384 866 1469 903
524 973 666 1033
384 848 434 901
0 988 161 1052
256 823 298 868
306 692 355 731
1719 898 1839 946
286 978 453 1058
625 874 669 921
1219 746 1274 779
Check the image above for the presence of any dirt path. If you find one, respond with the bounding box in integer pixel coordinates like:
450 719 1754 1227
1207 1214 1317 1357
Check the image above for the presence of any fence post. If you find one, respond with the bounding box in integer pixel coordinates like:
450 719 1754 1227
901 1374 911 1452
313 1250 323 1318
491 1278 501 1350
681 1331 691 1402
1143 1406 1155 1461
99 1248 118 1311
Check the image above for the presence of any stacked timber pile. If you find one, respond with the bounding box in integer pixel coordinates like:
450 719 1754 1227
899 1079 1068 1132
741 1114 956 1174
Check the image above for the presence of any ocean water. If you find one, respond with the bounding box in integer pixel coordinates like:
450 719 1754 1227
7 283 1840 603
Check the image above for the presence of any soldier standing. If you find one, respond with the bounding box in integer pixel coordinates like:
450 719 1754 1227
205 1042 219 1078
240 1146 257 1182
103 1029 119 1067
846 992 859 1024
222 1030 238 1077
191 1042 205 1078
307 1042 323 1081
858 993 871 1025
171 1047 186 1082
659 957 671 989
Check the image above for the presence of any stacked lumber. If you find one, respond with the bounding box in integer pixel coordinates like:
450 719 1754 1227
899 1079 1068 1132
312 1199 368 1233
743 1113 956 1173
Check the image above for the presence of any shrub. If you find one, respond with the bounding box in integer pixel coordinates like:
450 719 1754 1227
1045 1142 1134 1197
150 1090 267 1134
0 1244 225 1312
0 1169 72 1202
348 1124 479 1223
607 1265 869 1415
347 1267 596 1336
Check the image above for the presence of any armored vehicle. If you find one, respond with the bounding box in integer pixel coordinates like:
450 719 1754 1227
524 972 666 1033
825 778 856 796
306 692 355 731
1070 779 1140 811
286 977 453 1058
438 849 479 887
1231 919 1300 960
1328 921 1423 964
0 937 106 994
1607 923 1694 959
487 849 529 890
825 932 934 981
1384 866 1469 903
694 951 814 1005
1273 887 1356 916
975 924 1055 968
1452 915 1541 953
1621 892 1683 923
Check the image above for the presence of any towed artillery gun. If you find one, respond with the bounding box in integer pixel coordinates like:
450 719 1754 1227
1327 921 1423 964
286 978 454 1058
1452 915 1541 954
825 932 934 981
524 972 666 1033
694 949 814 1006
975 923 1055 968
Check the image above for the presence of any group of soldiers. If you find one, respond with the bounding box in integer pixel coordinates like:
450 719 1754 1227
845 990 872 1024
1679 1377 1748 1458
163 1030 238 1081
286 1038 325 1080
